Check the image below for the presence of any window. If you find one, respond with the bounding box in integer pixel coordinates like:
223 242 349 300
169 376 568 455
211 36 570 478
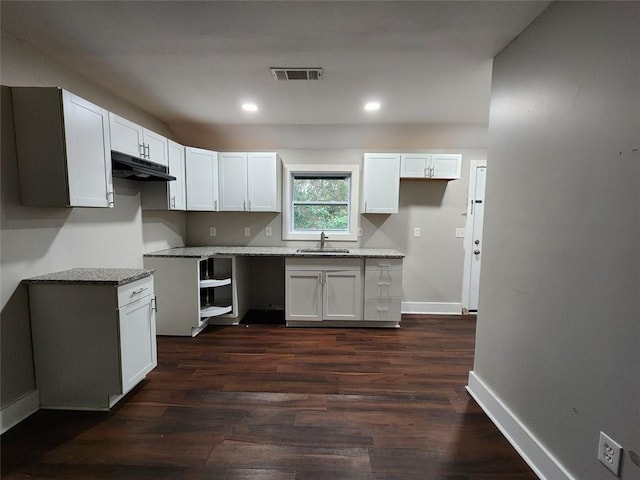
283 164 360 241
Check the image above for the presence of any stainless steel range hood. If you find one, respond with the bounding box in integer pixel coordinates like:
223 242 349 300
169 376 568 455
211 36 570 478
111 151 176 181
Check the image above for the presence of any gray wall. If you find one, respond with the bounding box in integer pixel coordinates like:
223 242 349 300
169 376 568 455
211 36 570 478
0 32 186 411
473 3 639 479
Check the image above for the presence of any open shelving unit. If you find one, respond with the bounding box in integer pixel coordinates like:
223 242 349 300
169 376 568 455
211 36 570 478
143 254 250 336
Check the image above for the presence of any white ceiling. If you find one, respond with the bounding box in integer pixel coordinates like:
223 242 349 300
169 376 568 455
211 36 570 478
1 1 550 127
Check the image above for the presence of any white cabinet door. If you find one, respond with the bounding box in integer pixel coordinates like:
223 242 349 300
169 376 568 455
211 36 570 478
362 153 400 214
167 140 186 210
219 152 248 211
248 152 279 212
118 293 157 395
400 154 430 178
62 90 113 208
186 147 219 211
285 270 323 322
431 154 462 179
144 129 169 167
109 113 144 158
323 270 362 321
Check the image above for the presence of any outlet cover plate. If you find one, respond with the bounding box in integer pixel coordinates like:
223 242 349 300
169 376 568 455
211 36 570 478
598 431 622 476
456 228 465 238
209 227 216 237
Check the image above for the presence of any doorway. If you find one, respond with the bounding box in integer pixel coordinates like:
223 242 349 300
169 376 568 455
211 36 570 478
462 161 487 313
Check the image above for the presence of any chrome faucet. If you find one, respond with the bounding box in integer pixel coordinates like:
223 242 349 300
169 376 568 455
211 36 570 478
320 231 328 250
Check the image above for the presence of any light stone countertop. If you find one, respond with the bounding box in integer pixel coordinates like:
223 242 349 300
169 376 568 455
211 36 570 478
143 246 404 259
23 268 154 286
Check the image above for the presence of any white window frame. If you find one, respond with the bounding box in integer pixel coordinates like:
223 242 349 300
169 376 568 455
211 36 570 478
282 164 360 241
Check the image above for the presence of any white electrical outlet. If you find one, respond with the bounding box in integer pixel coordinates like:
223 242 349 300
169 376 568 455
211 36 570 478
456 228 465 238
244 227 251 237
209 227 216 237
414 227 421 238
265 227 272 237
598 431 622 476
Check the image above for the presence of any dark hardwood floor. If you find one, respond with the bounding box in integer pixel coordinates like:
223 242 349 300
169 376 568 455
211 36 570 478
1 315 537 479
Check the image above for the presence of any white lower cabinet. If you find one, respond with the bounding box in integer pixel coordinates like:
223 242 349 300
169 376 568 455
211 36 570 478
144 255 250 336
27 275 157 410
285 258 363 326
363 258 403 324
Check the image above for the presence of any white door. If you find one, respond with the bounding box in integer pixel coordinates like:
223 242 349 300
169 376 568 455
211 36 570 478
219 152 248 211
118 294 157 395
462 162 487 312
186 147 219 211
143 129 169 167
400 154 429 178
431 154 462 179
324 270 362 321
285 270 323 321
248 152 279 212
109 113 144 158
362 153 400 214
167 140 186 210
62 91 113 208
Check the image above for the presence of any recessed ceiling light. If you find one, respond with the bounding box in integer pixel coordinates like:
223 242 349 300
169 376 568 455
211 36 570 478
364 101 381 112
242 102 258 112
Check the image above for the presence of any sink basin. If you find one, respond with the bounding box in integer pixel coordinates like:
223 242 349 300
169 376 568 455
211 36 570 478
296 248 350 254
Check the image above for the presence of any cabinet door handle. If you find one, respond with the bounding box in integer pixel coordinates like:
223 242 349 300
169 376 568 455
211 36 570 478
423 167 427 178
170 196 176 208
106 191 115 207
364 200 368 213
152 296 158 312
139 143 145 158
243 199 246 211
132 287 148 296
248 200 251 211
214 199 218 211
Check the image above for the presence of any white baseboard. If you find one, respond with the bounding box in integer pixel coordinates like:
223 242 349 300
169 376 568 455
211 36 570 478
401 301 462 315
466 371 576 480
0 389 39 434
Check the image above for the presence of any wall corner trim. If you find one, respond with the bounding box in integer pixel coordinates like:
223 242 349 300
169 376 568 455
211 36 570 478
0 389 40 434
466 371 576 480
401 302 462 315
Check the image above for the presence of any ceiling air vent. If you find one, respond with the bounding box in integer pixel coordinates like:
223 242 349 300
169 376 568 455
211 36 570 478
270 68 323 81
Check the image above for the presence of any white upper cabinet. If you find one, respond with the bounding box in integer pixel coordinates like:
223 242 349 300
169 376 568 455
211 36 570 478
141 139 187 211
167 140 186 210
109 113 168 167
218 152 248 211
248 152 280 212
400 154 431 178
11 87 114 208
218 152 280 212
400 153 461 179
185 147 219 211
431 154 462 179
362 153 400 214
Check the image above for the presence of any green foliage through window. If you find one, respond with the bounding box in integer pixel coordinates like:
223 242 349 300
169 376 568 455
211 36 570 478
292 175 350 231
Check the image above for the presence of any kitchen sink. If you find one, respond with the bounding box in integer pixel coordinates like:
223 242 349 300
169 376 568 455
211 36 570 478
296 248 350 254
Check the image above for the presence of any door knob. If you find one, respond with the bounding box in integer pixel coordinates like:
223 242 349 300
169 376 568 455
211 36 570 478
474 249 481 255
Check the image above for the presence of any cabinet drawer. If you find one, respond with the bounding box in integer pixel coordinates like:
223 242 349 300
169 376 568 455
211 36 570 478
117 275 154 308
365 258 403 271
364 297 402 322
286 258 362 271
364 269 402 297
